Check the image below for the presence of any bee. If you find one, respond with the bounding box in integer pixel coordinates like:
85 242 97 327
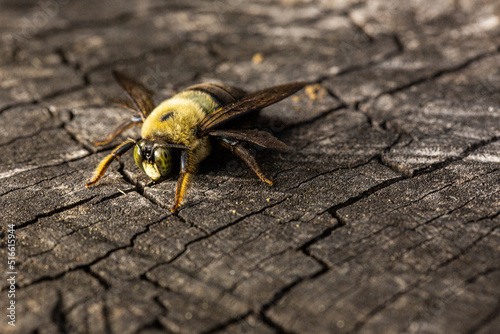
86 70 306 212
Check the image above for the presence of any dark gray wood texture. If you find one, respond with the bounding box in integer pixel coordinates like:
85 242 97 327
1 1 499 333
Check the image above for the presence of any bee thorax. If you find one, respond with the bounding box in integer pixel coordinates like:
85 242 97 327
142 96 208 146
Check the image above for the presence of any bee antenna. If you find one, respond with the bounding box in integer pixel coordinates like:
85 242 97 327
160 143 190 150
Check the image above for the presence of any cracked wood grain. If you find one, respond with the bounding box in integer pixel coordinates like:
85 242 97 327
1 1 499 333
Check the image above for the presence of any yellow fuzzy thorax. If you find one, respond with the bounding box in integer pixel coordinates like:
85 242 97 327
141 94 209 147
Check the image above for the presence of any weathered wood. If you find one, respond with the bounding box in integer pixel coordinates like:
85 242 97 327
1 1 499 333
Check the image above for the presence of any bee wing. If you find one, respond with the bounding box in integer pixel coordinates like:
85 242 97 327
197 82 307 136
209 129 289 150
112 70 155 120
185 83 247 105
107 97 137 112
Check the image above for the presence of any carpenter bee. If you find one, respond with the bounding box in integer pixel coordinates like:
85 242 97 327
86 70 306 212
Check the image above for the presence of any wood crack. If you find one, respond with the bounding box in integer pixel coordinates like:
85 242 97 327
3 1 500 332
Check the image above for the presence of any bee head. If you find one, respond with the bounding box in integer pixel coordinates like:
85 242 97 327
133 139 173 181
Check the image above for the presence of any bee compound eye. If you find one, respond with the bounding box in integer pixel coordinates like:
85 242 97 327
154 147 173 177
133 144 145 172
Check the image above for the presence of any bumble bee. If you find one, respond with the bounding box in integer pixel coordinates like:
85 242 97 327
86 71 306 212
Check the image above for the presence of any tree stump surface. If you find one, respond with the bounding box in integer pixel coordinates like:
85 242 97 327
1 1 499 333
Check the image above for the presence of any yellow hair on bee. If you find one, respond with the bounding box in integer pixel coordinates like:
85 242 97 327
142 93 212 147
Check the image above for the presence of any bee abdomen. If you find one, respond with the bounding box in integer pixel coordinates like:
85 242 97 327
185 83 246 107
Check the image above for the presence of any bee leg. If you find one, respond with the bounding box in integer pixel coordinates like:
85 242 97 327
86 139 136 187
218 137 273 185
171 150 196 213
94 116 143 146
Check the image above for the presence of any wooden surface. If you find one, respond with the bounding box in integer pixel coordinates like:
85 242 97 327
1 1 499 333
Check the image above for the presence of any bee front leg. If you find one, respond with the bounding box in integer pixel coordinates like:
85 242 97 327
171 150 196 213
86 139 136 187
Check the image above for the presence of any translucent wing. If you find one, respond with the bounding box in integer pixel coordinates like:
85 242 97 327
113 70 155 120
209 129 289 150
197 82 307 136
107 96 136 112
185 83 246 105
